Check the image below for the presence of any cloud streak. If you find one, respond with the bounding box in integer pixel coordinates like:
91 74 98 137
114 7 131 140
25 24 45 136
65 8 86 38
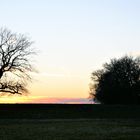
31 72 72 78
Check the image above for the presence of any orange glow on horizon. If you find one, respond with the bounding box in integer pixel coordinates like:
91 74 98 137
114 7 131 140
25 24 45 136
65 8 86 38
0 95 91 104
29 72 90 98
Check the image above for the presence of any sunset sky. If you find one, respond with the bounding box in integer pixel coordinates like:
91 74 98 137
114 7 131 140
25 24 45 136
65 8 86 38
0 0 140 103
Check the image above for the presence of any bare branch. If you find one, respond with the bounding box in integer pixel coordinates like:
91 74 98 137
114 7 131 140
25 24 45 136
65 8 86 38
0 27 35 95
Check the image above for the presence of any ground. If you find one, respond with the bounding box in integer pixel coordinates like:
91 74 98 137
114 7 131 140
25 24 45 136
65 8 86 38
0 119 140 140
0 104 140 140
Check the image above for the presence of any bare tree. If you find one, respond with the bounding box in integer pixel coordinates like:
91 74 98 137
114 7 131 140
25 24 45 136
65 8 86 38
0 28 35 95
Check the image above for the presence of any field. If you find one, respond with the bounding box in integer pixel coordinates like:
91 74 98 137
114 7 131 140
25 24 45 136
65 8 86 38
0 104 139 140
0 119 140 140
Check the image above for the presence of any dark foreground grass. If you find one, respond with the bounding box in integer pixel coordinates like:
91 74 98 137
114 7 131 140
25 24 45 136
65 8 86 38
0 104 140 119
0 119 140 140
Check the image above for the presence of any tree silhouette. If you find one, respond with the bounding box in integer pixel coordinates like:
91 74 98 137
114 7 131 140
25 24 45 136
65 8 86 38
0 28 35 95
90 56 140 104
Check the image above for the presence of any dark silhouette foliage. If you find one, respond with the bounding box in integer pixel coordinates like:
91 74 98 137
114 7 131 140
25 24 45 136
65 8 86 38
90 56 140 104
0 28 35 95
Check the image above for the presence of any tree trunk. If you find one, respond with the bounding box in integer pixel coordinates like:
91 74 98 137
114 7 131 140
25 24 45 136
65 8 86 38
0 69 3 79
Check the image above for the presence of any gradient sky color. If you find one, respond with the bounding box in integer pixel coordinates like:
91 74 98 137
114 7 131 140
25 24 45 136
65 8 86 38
0 0 140 103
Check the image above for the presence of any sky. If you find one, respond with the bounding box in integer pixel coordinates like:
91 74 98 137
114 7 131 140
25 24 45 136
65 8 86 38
0 0 140 103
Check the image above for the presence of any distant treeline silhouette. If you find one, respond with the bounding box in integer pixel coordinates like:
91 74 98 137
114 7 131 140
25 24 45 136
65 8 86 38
90 55 140 104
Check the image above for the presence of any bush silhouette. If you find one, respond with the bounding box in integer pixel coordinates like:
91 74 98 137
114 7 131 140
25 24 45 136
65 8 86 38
90 56 140 104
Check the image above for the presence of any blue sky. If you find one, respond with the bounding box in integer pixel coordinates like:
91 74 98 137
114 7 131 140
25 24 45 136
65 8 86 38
0 0 140 99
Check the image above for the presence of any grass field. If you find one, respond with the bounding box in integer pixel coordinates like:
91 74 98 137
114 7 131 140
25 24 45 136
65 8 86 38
0 104 140 119
0 119 140 140
0 104 140 139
